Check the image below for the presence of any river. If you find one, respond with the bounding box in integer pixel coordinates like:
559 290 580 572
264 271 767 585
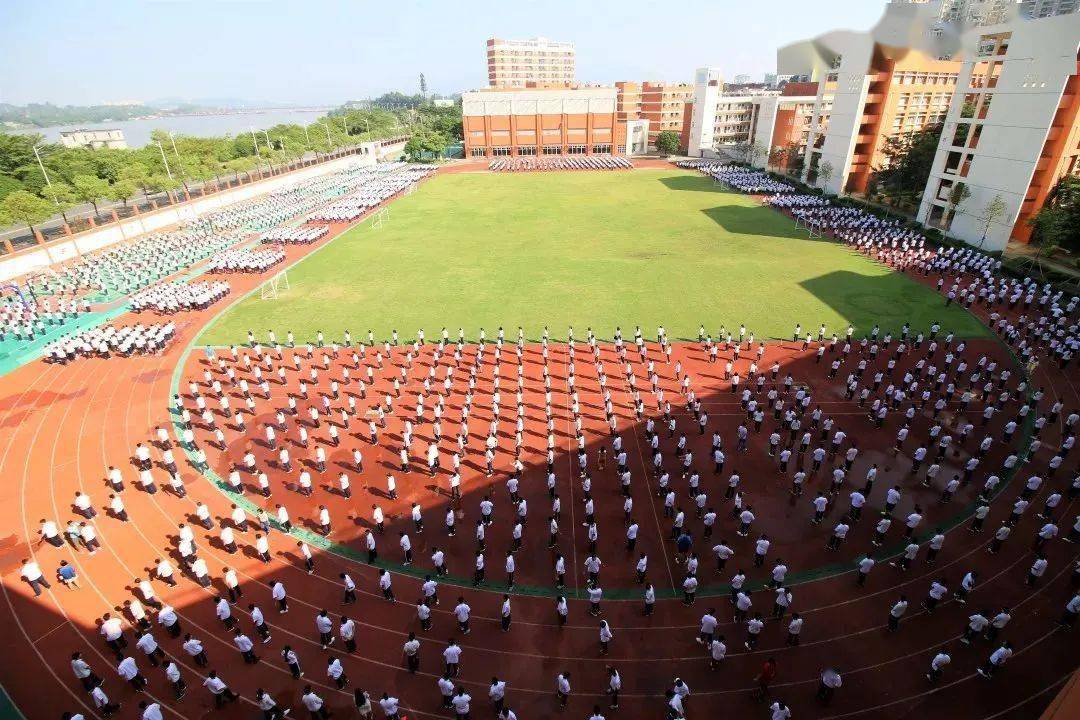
15 109 335 147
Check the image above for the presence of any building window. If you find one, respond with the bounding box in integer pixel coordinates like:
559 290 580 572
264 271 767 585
470 148 486 158
591 144 611 154
543 145 561 155
617 145 626 153
492 146 511 156
567 144 587 155
518 145 537 156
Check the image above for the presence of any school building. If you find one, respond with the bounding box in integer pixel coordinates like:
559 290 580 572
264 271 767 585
778 1 966 195
462 87 627 158
615 81 694 149
917 9 1080 249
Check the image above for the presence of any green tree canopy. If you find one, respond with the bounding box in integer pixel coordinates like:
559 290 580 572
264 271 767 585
873 123 944 198
1 189 55 232
1029 176 1079 252
40 181 76 221
655 131 680 155
71 174 110 215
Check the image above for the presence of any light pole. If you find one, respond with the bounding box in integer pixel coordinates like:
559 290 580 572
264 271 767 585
32 143 59 206
168 132 187 176
156 141 174 180
321 120 333 154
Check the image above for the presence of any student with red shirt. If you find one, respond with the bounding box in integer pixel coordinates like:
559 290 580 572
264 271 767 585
753 657 778 701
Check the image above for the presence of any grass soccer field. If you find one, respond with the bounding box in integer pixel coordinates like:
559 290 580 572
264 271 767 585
199 168 988 344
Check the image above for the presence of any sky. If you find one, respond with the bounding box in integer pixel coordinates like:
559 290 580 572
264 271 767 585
0 0 886 107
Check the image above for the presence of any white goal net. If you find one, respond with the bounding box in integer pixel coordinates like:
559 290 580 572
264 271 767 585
260 271 290 300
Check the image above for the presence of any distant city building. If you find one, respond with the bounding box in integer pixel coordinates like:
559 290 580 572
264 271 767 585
764 73 778 86
462 86 625 158
486 37 575 88
615 81 693 149
733 74 753 84
59 128 127 150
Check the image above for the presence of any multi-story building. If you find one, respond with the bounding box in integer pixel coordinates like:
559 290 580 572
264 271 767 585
486 37 575 88
59 128 127 150
778 1 966 194
616 81 693 148
461 87 626 158
1020 0 1079 17
917 9 1080 249
686 68 816 165
615 82 642 121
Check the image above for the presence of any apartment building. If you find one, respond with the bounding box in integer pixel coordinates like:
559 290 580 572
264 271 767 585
461 87 626 158
917 10 1080 250
486 37 575 88
616 81 693 148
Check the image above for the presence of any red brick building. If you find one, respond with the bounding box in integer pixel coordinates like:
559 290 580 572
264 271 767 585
462 87 627 158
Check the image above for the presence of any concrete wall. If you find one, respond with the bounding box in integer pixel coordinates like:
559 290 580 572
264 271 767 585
0 153 374 284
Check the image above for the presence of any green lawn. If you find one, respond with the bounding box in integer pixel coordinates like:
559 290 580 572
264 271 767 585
199 169 988 345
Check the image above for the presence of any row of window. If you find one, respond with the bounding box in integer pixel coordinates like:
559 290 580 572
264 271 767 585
893 71 959 86
474 144 615 156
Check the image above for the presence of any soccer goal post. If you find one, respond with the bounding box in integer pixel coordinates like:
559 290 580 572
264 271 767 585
371 207 391 230
260 271 289 300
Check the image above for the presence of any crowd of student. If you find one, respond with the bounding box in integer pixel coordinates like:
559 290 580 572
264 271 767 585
207 248 287 274
129 281 231 315
488 155 633 172
0 293 90 344
43 322 177 362
27 230 238 300
258 226 329 246
48 282 1072 720
307 166 436 223
676 161 795 195
23 160 417 310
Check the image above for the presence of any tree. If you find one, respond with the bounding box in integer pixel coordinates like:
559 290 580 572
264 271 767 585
1 189 55 235
768 146 788 170
874 123 944 199
0 174 24 201
729 142 751 164
118 162 153 201
1029 175 1080 253
0 132 41 175
71 174 110 216
655 131 680 155
818 161 835 192
944 181 972 240
403 129 448 162
105 179 137 208
40 181 76 223
745 142 767 167
976 194 1008 248
785 144 805 176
